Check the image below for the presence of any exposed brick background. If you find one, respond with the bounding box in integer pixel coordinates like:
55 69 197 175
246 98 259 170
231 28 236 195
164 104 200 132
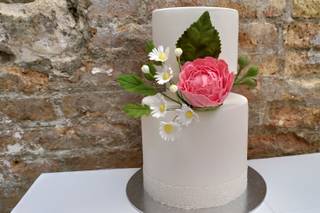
0 0 319 212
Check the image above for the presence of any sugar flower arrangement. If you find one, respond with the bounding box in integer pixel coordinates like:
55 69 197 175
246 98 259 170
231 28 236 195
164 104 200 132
118 11 258 141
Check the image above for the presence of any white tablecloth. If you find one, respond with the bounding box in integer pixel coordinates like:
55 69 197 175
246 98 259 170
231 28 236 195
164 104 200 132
12 153 320 213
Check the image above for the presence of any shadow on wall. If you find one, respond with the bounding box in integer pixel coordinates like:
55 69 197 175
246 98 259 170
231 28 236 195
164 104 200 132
0 48 15 64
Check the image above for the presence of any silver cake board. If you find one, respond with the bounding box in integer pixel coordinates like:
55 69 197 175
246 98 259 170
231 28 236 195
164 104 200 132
126 167 266 213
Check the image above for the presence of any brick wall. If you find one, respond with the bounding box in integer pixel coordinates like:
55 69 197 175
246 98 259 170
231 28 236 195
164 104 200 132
0 0 319 212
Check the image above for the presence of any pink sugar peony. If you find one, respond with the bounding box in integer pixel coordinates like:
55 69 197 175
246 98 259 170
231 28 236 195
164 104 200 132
177 57 234 108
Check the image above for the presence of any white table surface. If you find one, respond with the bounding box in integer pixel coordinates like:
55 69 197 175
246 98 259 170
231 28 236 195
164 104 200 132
12 153 320 213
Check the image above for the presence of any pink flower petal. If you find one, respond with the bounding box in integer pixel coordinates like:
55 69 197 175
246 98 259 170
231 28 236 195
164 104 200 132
177 57 234 108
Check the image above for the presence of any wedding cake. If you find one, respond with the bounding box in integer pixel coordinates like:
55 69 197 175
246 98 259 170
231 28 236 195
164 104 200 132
117 6 258 210
142 7 247 209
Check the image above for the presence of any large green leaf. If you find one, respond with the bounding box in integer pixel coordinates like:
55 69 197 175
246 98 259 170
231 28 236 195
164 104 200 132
123 104 151 118
117 74 157 96
176 11 221 64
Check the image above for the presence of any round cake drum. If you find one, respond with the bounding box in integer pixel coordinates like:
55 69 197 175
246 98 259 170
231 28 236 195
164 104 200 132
126 167 266 213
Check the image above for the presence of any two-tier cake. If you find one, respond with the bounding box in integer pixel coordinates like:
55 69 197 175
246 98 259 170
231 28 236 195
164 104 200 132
141 7 248 209
118 6 258 210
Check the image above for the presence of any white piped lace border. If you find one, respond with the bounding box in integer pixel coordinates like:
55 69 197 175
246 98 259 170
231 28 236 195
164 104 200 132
143 169 248 209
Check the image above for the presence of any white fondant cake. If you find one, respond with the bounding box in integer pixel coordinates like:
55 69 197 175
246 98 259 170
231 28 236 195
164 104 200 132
141 7 248 209
142 93 248 209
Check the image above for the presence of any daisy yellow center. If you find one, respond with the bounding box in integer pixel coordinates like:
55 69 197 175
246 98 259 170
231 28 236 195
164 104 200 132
185 111 193 119
159 52 167 61
159 104 166 112
162 71 170 80
163 124 174 134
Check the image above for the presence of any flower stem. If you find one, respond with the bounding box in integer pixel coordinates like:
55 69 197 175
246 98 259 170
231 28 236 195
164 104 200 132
235 67 244 83
172 115 178 122
161 92 181 105
176 56 182 71
193 104 222 112
176 91 191 106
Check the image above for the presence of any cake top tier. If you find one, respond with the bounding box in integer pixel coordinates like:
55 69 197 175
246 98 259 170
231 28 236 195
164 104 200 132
152 7 239 73
153 6 238 13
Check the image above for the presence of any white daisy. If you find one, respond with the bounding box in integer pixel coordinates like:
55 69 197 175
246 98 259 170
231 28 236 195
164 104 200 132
142 93 167 118
155 65 173 85
176 104 199 126
159 121 181 141
148 46 170 62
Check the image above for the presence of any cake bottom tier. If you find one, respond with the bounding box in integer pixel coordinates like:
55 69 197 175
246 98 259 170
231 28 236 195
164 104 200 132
143 169 247 209
141 93 248 209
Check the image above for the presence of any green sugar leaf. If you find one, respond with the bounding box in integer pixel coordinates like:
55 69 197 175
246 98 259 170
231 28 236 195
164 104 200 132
147 63 157 75
143 64 157 81
176 11 221 64
123 104 151 118
146 40 156 53
241 78 257 87
117 74 157 96
235 77 257 87
144 72 155 81
244 66 259 78
234 56 259 88
238 55 250 71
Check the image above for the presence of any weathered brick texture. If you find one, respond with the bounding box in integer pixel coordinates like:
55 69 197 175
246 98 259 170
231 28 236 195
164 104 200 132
0 0 319 212
292 0 320 18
